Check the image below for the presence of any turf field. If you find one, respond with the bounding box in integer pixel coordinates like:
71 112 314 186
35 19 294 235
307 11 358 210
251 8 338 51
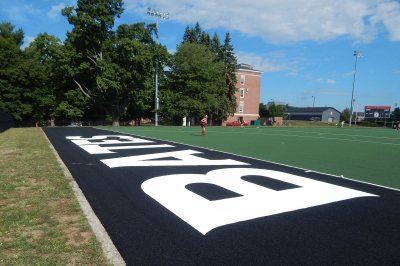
46 126 400 264
102 126 400 190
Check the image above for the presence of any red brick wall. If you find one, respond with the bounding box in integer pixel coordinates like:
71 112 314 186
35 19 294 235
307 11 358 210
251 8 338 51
225 69 261 124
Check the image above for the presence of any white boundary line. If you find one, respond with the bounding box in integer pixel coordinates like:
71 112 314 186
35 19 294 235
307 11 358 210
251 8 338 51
100 127 400 192
204 129 400 146
42 128 126 266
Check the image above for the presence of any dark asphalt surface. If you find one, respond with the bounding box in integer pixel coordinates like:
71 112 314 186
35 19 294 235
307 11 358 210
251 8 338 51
44 127 400 265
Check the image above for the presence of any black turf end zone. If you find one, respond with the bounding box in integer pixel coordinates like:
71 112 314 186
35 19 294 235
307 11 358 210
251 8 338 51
44 127 400 266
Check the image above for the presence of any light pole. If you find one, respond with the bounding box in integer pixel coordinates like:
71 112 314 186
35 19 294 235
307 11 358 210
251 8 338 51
354 99 357 125
350 51 361 127
312 96 315 121
147 7 169 126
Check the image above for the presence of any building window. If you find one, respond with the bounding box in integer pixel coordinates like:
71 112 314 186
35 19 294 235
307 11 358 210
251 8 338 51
239 101 244 113
240 88 245 98
240 74 245 85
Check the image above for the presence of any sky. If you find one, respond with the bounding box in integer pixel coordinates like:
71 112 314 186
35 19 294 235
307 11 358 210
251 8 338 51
1 0 400 112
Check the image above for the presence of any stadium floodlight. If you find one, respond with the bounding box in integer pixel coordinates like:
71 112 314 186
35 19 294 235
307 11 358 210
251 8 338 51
349 51 362 127
147 7 169 126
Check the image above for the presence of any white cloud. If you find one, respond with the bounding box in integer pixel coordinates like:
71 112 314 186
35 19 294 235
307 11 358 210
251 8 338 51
127 0 400 43
48 3 66 20
304 74 337 85
370 1 400 41
314 78 336 85
22 36 35 49
236 51 305 75
318 88 348 96
326 79 336 85
4 4 41 22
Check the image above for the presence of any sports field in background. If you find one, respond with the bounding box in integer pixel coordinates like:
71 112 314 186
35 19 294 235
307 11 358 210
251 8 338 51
102 126 400 190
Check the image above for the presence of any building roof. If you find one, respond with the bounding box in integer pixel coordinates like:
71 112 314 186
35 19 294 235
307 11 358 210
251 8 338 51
286 106 340 114
236 63 263 74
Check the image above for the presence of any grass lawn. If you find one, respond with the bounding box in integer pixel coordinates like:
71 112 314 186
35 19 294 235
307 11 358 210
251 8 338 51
102 125 400 190
0 128 109 265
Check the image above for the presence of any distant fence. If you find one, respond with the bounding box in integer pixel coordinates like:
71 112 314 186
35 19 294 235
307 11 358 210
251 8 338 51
11 119 400 129
15 120 150 127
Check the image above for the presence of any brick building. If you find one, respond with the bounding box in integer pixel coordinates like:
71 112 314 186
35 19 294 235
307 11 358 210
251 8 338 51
224 64 262 125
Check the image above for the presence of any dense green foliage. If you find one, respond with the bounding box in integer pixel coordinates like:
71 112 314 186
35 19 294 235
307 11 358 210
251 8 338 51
392 107 400 121
259 103 268 117
268 103 286 117
0 23 31 122
62 0 161 126
341 108 350 122
163 42 225 123
165 23 237 125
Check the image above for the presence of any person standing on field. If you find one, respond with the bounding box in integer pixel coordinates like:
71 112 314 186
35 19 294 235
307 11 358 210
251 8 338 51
200 115 208 136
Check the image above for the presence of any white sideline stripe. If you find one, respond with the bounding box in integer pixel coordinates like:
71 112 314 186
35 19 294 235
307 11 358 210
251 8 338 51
99 127 400 192
42 129 126 266
204 129 400 146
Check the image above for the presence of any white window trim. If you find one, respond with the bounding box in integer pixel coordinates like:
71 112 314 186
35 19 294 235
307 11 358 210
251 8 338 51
240 74 245 85
239 101 244 113
240 88 245 98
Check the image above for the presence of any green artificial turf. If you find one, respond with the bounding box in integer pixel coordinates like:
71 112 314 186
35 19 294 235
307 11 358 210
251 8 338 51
101 125 400 190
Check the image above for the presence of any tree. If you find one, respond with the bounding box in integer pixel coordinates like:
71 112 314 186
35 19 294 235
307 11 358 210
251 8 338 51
180 24 238 124
391 107 400 121
341 108 350 122
0 22 32 122
182 22 210 47
62 0 159 126
24 34 66 124
259 103 267 117
268 104 286 117
164 42 225 122
0 22 23 46
210 33 222 59
93 23 158 125
62 0 124 58
220 32 238 119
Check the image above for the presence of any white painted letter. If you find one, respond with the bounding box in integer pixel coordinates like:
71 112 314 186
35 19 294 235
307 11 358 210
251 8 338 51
66 135 153 145
78 144 175 154
101 150 249 168
141 168 377 235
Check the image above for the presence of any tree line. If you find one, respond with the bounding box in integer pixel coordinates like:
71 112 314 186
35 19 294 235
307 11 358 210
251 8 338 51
0 0 238 126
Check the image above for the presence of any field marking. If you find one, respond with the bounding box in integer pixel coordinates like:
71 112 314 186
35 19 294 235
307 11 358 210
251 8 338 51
254 128 400 140
111 126 400 141
100 127 400 192
113 127 400 146
206 130 400 146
